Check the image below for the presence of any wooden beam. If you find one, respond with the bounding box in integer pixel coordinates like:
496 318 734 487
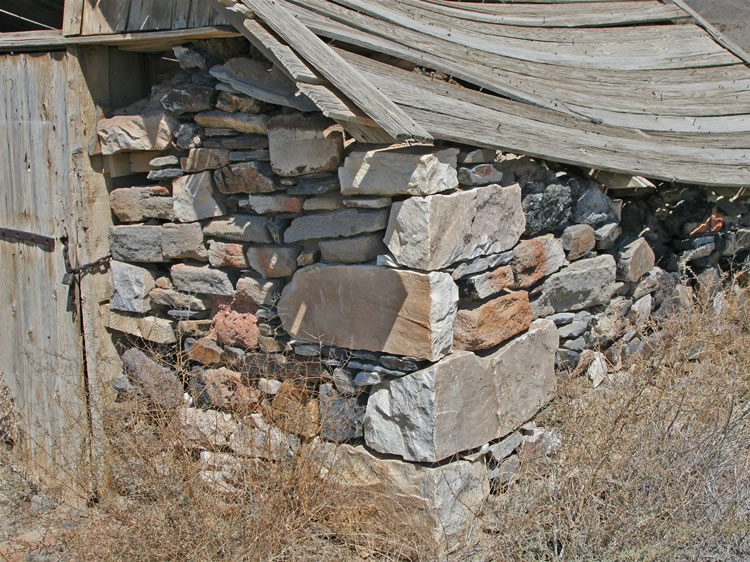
238 0 432 143
284 1 750 120
212 1 323 83
0 26 241 52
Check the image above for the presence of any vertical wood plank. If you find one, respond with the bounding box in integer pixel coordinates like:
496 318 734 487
63 0 85 36
0 51 90 502
107 49 149 109
82 0 132 34
66 46 123 498
127 0 176 31
173 0 193 28
189 0 218 29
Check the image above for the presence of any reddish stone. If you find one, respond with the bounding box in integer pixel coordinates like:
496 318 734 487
561 224 595 260
246 245 300 278
511 237 565 288
212 299 259 349
463 265 514 299
208 241 249 268
453 291 532 351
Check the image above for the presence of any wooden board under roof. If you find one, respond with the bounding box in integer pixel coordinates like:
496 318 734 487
212 0 749 186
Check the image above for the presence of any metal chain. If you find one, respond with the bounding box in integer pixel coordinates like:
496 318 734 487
67 252 113 277
62 236 111 287
61 237 112 319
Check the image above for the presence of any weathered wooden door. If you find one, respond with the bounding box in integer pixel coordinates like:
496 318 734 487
0 51 91 499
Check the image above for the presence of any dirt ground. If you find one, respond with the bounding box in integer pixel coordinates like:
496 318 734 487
0 447 88 562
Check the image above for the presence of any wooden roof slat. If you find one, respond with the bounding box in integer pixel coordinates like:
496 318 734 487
285 0 750 119
214 0 750 185
323 0 734 69
380 0 688 27
238 0 432 143
336 52 750 185
293 0 745 85
396 1 716 55
340 48 750 149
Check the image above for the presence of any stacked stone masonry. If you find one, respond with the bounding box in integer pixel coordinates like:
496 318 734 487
101 41 750 555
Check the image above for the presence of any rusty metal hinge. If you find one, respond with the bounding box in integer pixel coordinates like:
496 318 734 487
0 226 56 251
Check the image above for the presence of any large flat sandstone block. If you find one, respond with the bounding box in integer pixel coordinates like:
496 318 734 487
109 225 163 263
109 186 173 223
102 305 176 345
339 146 458 196
278 265 458 361
202 215 273 244
311 439 488 556
385 183 525 270
364 350 496 462
364 319 558 462
162 223 207 261
490 319 558 437
171 264 234 296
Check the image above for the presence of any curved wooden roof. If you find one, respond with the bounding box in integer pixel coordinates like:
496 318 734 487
219 0 750 186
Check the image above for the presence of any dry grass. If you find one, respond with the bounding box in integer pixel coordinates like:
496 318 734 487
61 351 427 562
5 285 750 560
0 372 19 449
481 286 750 561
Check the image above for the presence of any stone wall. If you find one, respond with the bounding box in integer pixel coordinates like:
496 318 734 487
98 41 750 554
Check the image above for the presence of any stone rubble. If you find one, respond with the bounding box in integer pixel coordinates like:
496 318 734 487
267 113 344 177
98 39 750 556
172 171 226 222
97 111 178 155
110 261 155 314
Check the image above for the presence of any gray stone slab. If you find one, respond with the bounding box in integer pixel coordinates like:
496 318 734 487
284 208 389 243
385 183 524 270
